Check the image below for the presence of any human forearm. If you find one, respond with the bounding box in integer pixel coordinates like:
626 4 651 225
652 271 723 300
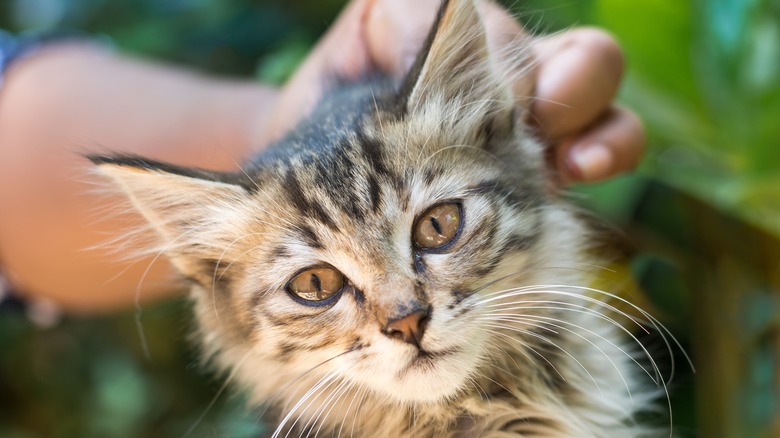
0 43 277 312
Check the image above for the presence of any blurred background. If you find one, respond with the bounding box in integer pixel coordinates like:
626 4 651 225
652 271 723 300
0 0 778 436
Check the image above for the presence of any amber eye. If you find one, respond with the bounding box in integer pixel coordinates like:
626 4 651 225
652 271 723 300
288 267 345 302
414 202 462 250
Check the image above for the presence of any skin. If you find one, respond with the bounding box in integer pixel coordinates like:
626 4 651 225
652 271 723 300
0 0 644 313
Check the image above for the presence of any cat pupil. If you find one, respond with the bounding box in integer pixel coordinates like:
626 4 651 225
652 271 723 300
430 217 443 235
310 273 330 300
310 273 322 292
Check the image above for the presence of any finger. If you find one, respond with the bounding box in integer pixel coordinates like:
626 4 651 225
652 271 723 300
365 0 440 75
367 0 531 81
555 106 645 184
532 28 624 143
478 1 536 101
263 0 373 143
267 0 528 144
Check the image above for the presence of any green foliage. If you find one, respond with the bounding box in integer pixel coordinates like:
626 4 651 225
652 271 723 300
520 0 780 240
0 299 263 437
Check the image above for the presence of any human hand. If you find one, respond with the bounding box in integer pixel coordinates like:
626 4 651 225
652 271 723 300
262 0 644 185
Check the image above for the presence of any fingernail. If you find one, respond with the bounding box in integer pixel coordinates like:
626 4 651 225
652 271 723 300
568 143 613 181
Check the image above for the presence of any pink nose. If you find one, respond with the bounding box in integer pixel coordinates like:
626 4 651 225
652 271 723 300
383 308 430 347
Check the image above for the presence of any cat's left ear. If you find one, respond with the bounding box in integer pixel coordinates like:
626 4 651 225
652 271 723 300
398 0 529 140
88 155 253 265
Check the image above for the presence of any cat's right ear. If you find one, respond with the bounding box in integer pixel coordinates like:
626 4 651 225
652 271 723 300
398 0 533 142
396 0 523 125
88 154 254 262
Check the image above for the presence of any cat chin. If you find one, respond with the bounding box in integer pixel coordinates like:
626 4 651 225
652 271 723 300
368 370 466 404
355 350 481 404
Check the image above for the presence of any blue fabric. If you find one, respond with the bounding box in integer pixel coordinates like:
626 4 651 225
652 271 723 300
0 30 100 88
0 30 24 87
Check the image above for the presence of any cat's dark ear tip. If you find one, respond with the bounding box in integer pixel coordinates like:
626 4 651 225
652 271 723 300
86 153 257 191
85 153 111 165
84 153 160 171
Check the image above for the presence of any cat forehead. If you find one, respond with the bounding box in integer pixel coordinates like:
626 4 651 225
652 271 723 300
268 121 501 209
239 130 502 259
268 101 509 188
237 80 539 255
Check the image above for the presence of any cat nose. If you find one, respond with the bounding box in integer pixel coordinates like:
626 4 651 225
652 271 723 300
382 306 431 347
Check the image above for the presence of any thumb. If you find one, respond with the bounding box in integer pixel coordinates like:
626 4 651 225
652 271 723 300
264 0 374 143
365 0 441 76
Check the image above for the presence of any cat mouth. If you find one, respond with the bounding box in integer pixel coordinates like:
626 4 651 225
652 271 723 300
390 346 470 401
405 346 460 370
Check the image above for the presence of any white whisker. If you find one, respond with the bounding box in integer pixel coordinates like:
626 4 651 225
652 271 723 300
182 349 254 437
481 321 604 397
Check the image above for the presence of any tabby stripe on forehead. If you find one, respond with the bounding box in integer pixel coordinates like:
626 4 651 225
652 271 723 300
366 173 382 212
357 130 411 210
284 170 337 230
356 130 389 177
422 166 445 186
297 225 323 249
269 245 290 260
466 180 503 196
320 141 367 221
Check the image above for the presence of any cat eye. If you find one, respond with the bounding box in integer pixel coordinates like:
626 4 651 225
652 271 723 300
413 202 463 250
287 266 345 303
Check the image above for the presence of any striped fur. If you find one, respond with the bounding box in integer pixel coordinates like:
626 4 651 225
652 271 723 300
93 1 665 436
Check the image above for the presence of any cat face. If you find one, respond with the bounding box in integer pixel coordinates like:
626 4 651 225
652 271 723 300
92 0 588 416
214 111 550 403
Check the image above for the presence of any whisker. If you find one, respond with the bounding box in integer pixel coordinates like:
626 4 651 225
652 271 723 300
255 347 358 422
182 349 254 437
477 291 671 391
481 321 604 398
484 284 694 377
475 284 685 437
349 387 370 438
307 377 354 438
134 223 209 358
479 301 661 384
484 314 636 401
474 327 565 382
336 384 367 438
476 287 650 335
274 369 344 438
466 375 490 404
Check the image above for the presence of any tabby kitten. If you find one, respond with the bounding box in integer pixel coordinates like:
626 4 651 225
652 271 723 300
92 0 666 436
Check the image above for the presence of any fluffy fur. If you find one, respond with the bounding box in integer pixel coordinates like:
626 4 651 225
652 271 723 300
92 1 669 436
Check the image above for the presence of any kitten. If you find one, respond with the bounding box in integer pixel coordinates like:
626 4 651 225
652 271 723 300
91 0 670 436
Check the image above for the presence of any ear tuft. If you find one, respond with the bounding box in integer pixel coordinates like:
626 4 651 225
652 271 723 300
400 0 506 109
90 154 253 264
87 154 256 191
397 0 533 142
